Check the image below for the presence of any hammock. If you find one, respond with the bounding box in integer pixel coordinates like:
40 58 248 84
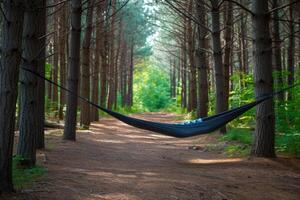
22 67 299 138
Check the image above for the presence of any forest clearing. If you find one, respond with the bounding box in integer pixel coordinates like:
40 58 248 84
1 0 300 199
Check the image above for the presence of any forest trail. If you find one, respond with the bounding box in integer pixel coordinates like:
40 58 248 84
29 113 300 200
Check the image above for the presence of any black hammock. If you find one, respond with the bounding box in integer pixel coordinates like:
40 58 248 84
22 67 299 138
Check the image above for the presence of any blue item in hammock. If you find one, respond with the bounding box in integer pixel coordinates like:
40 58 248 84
181 118 203 125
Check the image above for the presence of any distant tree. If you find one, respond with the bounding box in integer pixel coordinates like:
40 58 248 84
80 0 95 128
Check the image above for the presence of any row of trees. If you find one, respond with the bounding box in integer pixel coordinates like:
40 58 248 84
0 0 152 193
156 0 299 156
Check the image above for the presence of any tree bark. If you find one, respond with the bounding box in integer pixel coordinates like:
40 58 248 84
100 2 108 108
223 1 233 114
91 5 102 121
107 0 117 110
287 2 295 100
52 7 59 109
63 0 82 140
18 0 47 166
181 19 188 109
251 0 275 158
36 0 47 149
196 0 209 118
272 0 284 100
211 0 225 133
187 0 197 112
58 3 68 120
0 0 25 192
80 0 94 127
127 42 134 107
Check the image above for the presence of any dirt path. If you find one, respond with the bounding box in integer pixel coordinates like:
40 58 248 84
28 113 300 199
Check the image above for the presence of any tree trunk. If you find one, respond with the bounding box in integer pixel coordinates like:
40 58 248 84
107 0 117 110
100 3 108 108
120 40 128 107
0 0 25 192
181 20 188 109
114 19 122 110
196 0 209 118
59 3 68 120
80 0 94 127
251 0 275 158
18 0 47 167
211 0 225 133
91 6 102 121
127 42 134 107
52 8 59 109
223 1 233 114
63 0 82 140
36 0 47 149
187 0 197 112
272 0 284 100
287 2 295 100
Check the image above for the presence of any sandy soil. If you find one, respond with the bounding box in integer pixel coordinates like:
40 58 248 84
2 112 300 200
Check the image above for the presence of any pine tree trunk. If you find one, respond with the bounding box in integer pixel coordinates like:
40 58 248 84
114 19 122 110
287 2 295 100
196 0 209 118
181 21 188 109
127 42 134 107
211 0 225 133
36 0 47 149
107 0 117 110
80 0 94 127
0 0 25 192
18 0 46 167
223 1 233 115
91 6 102 121
251 0 275 158
120 40 128 107
187 0 197 112
100 3 108 108
63 0 82 140
272 0 284 100
59 3 68 120
52 8 59 109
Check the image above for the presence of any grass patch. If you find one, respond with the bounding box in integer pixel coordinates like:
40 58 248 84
276 133 300 157
224 145 250 157
221 128 252 145
13 156 46 189
220 128 252 157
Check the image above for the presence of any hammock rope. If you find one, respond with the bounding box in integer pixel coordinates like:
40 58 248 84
21 67 300 138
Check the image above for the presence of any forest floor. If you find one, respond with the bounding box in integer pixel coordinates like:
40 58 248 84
3 112 300 200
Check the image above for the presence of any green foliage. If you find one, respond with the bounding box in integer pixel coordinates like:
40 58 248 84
274 77 300 157
224 145 250 157
133 63 171 111
122 0 154 58
229 73 255 127
276 133 300 156
13 156 46 189
220 128 252 157
224 72 300 157
221 128 252 145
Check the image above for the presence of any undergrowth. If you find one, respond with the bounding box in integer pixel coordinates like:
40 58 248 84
221 127 300 158
13 156 46 189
